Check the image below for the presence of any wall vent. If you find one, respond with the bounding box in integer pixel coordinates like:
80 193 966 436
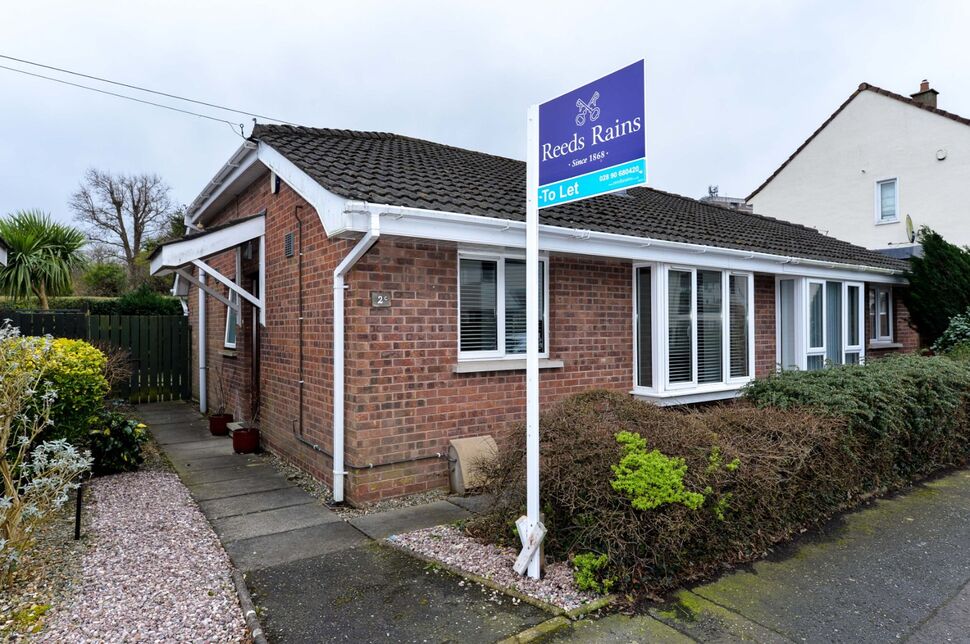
284 232 295 258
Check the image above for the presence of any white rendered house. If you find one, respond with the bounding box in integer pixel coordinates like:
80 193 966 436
748 81 970 254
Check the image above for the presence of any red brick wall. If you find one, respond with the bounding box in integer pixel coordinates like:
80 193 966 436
185 172 351 491
754 273 776 376
183 172 914 504
342 241 633 502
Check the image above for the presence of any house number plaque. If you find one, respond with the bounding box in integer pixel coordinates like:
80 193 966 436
371 292 392 308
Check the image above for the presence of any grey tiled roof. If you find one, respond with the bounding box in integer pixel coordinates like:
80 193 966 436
252 125 906 272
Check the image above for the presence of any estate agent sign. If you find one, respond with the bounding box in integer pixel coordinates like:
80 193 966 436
537 60 647 208
518 60 646 579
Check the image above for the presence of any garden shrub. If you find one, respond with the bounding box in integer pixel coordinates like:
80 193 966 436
744 355 970 484
16 337 111 447
0 324 92 583
932 308 970 354
470 390 861 594
115 285 182 315
0 292 182 315
88 411 148 476
572 553 615 594
471 358 970 595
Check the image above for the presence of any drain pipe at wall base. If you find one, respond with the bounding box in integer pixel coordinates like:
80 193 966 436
332 211 381 503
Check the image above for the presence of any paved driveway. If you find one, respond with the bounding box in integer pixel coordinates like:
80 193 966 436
136 402 548 643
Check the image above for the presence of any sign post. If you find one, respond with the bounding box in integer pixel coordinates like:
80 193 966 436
517 60 646 580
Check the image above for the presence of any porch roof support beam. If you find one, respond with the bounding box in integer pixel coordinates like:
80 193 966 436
174 268 239 312
191 259 263 311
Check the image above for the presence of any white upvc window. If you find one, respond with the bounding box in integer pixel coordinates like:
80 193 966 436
778 277 865 370
870 285 894 343
876 178 899 224
633 263 754 399
457 251 549 361
224 249 242 349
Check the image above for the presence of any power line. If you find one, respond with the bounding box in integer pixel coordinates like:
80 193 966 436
0 63 246 136
0 53 296 125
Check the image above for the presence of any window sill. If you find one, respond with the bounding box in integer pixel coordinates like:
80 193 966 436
452 358 564 374
219 349 238 358
631 383 748 406
875 219 900 226
868 341 902 350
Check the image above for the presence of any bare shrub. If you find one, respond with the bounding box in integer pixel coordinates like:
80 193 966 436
468 390 863 595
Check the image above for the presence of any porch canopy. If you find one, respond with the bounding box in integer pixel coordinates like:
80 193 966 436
149 212 266 325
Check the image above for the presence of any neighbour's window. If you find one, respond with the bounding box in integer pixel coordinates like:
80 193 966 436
636 266 752 392
869 285 893 343
458 254 546 360
877 179 898 222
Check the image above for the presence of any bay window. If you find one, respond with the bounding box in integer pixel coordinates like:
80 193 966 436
458 253 547 360
634 264 754 398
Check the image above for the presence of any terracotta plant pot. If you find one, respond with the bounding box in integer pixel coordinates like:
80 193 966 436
208 413 233 436
232 427 259 454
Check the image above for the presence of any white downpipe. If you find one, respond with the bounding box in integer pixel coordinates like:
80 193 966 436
332 212 381 502
198 268 207 414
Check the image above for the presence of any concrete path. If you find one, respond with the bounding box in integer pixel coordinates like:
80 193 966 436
135 402 547 643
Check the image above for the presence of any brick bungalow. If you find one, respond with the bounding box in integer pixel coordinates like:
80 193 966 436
149 125 917 505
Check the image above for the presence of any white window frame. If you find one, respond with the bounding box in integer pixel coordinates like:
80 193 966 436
875 178 899 225
632 263 754 399
805 279 826 369
843 282 864 363
665 266 698 391
871 285 894 343
778 277 867 371
223 249 242 349
457 250 549 362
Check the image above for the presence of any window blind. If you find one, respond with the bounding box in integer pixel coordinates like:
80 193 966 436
879 180 897 220
808 282 824 349
459 259 498 352
668 270 693 384
636 267 652 388
503 259 544 354
728 275 749 378
697 270 723 384
825 281 843 365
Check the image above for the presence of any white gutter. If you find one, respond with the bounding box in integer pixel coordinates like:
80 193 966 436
198 268 207 414
340 201 905 280
186 142 258 225
332 211 381 502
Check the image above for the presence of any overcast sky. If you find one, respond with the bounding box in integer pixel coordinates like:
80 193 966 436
1 1 967 226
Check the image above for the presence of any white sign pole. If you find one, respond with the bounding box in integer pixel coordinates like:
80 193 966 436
521 103 543 580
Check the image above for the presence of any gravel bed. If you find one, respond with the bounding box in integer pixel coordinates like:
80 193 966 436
37 471 249 642
259 451 447 519
388 525 596 611
0 491 89 640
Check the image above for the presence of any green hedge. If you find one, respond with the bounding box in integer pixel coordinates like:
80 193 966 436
744 355 970 483
0 291 182 315
471 356 970 594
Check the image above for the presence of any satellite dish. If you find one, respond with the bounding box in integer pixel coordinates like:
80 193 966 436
905 214 916 243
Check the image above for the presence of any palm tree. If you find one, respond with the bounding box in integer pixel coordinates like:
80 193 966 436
0 210 87 310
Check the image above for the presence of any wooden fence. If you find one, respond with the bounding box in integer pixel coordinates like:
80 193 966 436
2 311 191 403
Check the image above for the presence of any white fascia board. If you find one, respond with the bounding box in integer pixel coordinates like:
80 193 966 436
150 215 265 276
341 205 907 285
255 142 348 235
187 143 259 224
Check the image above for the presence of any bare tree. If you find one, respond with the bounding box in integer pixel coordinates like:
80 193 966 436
69 169 175 280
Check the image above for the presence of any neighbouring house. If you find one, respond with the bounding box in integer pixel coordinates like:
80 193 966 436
150 125 917 505
0 235 6 266
747 80 970 254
